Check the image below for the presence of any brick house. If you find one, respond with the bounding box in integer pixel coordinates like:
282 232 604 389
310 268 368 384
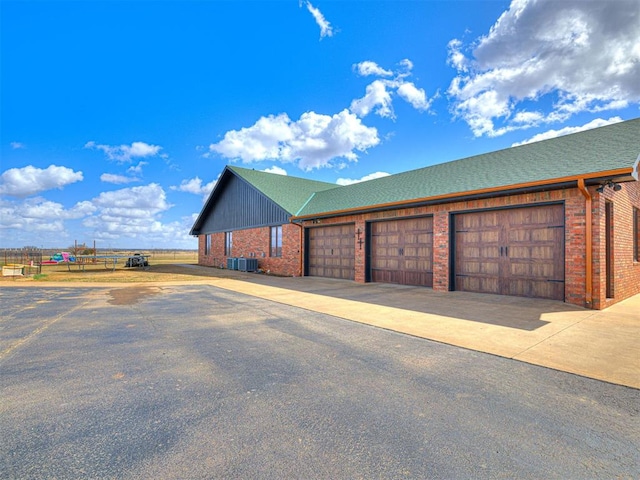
190 166 337 276
191 118 640 309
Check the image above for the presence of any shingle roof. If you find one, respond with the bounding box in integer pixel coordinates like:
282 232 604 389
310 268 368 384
228 166 337 214
190 166 338 235
295 117 640 218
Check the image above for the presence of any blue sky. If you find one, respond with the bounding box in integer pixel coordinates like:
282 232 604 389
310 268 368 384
2 0 639 249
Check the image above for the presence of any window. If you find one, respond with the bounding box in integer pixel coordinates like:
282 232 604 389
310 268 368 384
224 231 233 256
270 225 282 257
634 207 640 262
204 234 211 255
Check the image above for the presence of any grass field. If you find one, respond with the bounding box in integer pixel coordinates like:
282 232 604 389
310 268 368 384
0 251 228 284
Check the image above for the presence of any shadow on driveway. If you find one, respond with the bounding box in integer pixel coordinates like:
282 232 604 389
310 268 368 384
170 264 585 331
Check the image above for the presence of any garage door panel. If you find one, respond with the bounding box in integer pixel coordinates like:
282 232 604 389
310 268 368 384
375 270 403 284
455 205 564 301
372 257 400 270
459 210 499 229
458 259 500 277
481 261 499 275
372 247 389 258
404 246 419 257
416 233 431 243
404 258 431 270
404 271 433 286
506 279 564 300
370 217 433 287
456 275 500 295
307 224 355 280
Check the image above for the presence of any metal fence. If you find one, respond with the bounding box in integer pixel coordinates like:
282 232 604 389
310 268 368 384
1 249 43 274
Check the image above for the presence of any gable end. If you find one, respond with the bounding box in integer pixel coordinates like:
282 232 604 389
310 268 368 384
191 172 290 235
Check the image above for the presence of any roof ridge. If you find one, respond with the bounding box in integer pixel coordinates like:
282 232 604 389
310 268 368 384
226 165 338 214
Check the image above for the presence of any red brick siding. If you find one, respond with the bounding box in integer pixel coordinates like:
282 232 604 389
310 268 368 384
300 185 639 309
198 232 226 268
197 223 302 276
592 181 640 309
198 182 640 309
433 211 449 291
564 192 588 307
354 217 366 283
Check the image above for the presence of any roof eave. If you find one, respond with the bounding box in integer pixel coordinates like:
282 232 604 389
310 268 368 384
291 168 635 221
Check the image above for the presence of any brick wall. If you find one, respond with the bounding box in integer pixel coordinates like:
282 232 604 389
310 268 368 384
592 181 640 309
197 223 302 276
197 182 640 309
198 232 226 268
300 185 639 309
354 216 366 283
433 211 450 291
564 191 588 306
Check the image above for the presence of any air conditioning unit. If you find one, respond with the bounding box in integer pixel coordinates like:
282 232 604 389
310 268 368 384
237 258 258 272
226 257 238 270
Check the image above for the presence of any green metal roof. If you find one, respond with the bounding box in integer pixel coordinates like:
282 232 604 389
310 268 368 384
295 117 640 218
228 166 337 214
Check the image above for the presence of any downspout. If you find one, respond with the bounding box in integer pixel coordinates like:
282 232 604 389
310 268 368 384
577 178 593 306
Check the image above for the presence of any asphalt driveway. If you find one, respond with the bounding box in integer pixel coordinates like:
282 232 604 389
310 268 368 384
1 285 638 479
176 266 640 388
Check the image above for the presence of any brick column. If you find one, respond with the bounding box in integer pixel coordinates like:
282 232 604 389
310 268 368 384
354 216 366 283
433 210 449 291
564 192 588 307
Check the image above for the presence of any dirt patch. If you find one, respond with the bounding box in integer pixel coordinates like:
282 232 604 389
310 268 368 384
108 286 163 305
0 263 227 285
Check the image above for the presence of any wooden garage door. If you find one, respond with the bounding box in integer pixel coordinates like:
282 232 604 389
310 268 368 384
370 217 433 287
307 224 355 280
454 204 565 300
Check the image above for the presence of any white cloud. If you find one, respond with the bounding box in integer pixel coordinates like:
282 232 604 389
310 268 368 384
511 116 624 146
209 109 379 170
448 0 640 137
350 59 434 118
78 183 184 245
10 142 25 149
91 183 170 214
263 166 288 175
396 82 432 111
353 61 393 77
170 176 217 196
0 184 199 248
336 171 391 186
396 58 414 76
209 61 432 170
100 173 138 184
305 1 334 39
127 161 148 174
350 80 395 118
0 164 83 197
447 39 468 72
0 197 96 235
85 141 163 162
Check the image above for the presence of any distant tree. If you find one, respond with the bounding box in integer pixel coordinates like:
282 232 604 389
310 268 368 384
67 243 91 254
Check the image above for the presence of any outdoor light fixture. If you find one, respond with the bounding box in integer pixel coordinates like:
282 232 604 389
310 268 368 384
596 180 622 193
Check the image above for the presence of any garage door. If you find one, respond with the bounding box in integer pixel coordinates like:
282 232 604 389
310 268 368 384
454 204 565 300
307 224 355 280
369 217 433 287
